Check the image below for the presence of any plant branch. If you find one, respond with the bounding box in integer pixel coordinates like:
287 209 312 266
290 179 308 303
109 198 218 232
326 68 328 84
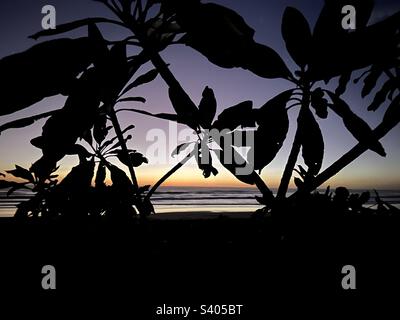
252 173 275 205
290 113 400 200
146 150 196 200
277 88 310 199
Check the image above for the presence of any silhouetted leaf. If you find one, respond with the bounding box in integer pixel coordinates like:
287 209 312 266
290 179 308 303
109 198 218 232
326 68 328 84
367 79 394 111
253 90 292 171
244 43 291 79
362 68 383 98
30 68 102 179
43 69 101 150
179 2 255 68
107 135 132 152
0 38 94 116
122 125 135 135
299 109 324 175
93 113 108 145
6 165 34 183
311 88 328 119
213 101 254 131
0 110 59 135
282 7 312 68
129 152 149 167
388 84 398 101
88 23 110 69
382 95 400 128
120 69 159 96
326 91 386 156
171 142 193 157
29 18 126 40
168 86 199 130
178 2 290 79
113 150 148 168
336 72 352 96
30 157 58 181
101 43 130 104
294 165 308 179
198 86 217 129
118 97 147 103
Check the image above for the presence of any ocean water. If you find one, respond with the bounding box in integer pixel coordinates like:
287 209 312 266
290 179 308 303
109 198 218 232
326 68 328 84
1 187 399 217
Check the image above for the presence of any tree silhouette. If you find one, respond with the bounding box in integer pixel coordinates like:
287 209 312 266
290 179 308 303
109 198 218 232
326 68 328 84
0 0 399 219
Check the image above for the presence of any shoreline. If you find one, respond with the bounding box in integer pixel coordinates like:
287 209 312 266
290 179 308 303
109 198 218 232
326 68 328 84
0 211 257 221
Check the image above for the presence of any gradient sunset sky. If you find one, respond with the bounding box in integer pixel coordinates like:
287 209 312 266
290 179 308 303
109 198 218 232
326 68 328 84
0 0 399 190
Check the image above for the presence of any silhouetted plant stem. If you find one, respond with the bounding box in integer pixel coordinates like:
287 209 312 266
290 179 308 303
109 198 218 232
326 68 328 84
146 150 196 200
290 115 400 200
253 173 275 204
277 88 310 199
108 107 139 190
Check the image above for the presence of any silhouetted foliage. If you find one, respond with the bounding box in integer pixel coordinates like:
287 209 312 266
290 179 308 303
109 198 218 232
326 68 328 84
0 0 399 219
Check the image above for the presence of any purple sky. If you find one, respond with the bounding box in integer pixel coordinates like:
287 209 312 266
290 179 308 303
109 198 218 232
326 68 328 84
0 0 399 189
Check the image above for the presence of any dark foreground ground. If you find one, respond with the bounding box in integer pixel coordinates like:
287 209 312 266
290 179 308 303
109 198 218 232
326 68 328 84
0 212 399 317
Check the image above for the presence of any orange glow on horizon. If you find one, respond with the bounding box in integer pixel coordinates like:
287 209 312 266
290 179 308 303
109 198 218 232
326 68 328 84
2 162 399 190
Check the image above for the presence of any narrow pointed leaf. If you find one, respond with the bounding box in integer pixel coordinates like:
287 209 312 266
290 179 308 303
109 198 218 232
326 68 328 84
118 97 146 103
120 69 159 96
382 95 400 128
336 72 352 96
362 68 383 98
367 79 394 111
